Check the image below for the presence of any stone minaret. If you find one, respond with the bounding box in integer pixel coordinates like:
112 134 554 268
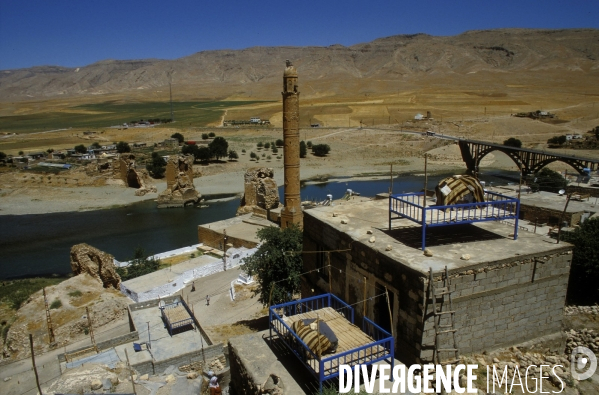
281 60 303 229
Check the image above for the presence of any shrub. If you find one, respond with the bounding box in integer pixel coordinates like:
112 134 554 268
307 141 313 149
503 138 522 148
299 141 307 158
276 139 284 147
531 168 568 193
201 133 209 140
312 144 330 157
208 132 216 138
146 152 166 178
272 147 278 154
116 141 131 153
50 299 62 309
68 290 82 298
170 132 184 144
250 152 257 159
228 150 239 160
264 142 270 149
547 135 567 145
267 155 272 160
257 142 263 149
242 149 246 154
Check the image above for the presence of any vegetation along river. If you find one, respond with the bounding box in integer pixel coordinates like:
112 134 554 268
0 170 519 279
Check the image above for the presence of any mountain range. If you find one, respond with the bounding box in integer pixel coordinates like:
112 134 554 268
1 28 598 102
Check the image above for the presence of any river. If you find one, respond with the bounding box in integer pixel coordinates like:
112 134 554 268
0 170 519 279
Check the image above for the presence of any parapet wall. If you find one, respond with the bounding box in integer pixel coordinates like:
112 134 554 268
132 343 225 376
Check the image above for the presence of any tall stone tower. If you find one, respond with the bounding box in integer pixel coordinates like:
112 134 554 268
281 60 303 229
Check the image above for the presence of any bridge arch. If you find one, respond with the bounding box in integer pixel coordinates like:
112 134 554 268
475 147 528 173
530 157 588 175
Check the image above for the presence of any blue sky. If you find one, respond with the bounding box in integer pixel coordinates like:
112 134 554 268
0 0 597 70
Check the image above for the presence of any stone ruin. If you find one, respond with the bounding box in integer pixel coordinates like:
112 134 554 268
237 167 280 216
118 154 156 196
157 154 201 208
70 243 121 289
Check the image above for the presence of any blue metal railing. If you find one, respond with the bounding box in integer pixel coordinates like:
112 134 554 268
269 293 394 393
389 191 520 250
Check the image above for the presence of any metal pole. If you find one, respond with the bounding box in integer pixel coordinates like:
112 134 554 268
423 154 428 208
146 322 151 349
29 334 42 395
385 287 394 339
557 194 572 244
390 164 393 194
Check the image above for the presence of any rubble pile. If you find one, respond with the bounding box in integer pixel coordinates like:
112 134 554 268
564 305 599 316
565 328 599 355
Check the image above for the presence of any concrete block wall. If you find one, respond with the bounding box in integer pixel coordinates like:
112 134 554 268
420 249 572 362
519 204 581 226
131 343 225 376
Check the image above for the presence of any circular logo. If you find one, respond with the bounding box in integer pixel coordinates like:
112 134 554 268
570 346 597 381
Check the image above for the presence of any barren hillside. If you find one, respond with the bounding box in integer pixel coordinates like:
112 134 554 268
1 29 598 101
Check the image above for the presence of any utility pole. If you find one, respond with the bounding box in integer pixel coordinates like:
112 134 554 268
223 229 228 271
168 71 174 122
29 334 42 395
86 306 97 352
42 287 55 344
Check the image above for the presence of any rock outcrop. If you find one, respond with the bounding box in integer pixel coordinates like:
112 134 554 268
70 243 121 289
156 154 201 208
237 167 280 216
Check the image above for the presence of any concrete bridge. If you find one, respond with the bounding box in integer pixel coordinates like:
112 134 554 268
455 139 599 175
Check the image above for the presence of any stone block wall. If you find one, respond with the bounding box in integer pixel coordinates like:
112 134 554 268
420 250 572 362
302 212 573 366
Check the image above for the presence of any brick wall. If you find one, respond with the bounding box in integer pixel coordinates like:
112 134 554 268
421 250 571 362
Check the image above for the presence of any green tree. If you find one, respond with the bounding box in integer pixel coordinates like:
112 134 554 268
563 218 599 303
547 135 567 145
197 146 212 163
272 146 278 154
503 138 522 148
146 152 166 178
181 143 199 158
312 144 331 157
46 148 54 154
171 132 185 144
241 225 303 306
18 150 24 156
208 132 216 138
116 247 161 281
209 137 229 160
264 142 270 149
228 150 239 161
116 141 131 153
90 142 101 149
74 144 87 154
531 168 568 193
307 141 313 149
202 133 209 140
250 152 257 160
299 141 307 158
257 142 264 149
0 152 6 160
276 139 284 147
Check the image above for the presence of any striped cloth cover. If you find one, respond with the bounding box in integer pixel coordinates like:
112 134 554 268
434 175 485 207
292 319 332 357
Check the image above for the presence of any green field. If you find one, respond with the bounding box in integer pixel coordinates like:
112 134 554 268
0 100 270 134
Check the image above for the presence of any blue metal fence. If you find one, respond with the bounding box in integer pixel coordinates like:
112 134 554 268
269 293 394 392
389 191 520 250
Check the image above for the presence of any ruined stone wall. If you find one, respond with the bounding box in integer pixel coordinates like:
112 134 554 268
157 154 200 208
302 212 573 365
519 204 581 226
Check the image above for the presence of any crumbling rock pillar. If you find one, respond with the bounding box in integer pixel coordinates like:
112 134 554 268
281 60 303 229
157 154 201 208
237 167 280 216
